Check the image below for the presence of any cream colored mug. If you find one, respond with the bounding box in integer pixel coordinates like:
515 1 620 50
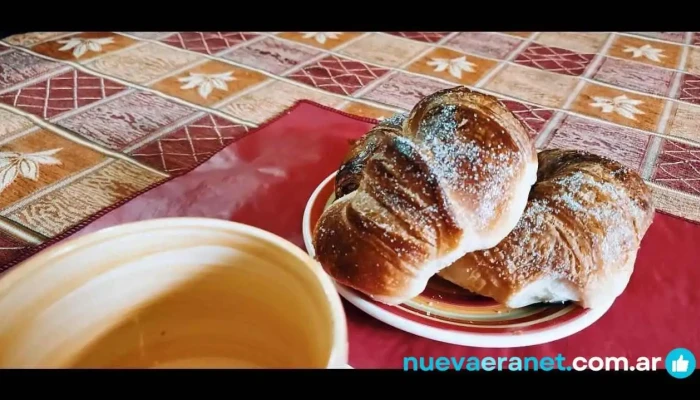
0 218 348 368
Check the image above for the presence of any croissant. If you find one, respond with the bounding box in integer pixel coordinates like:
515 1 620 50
311 86 538 305
438 149 655 309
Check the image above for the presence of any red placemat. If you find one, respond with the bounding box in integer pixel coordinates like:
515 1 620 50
77 101 700 368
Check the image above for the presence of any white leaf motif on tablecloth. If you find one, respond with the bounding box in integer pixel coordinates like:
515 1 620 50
0 148 62 193
590 95 645 120
178 71 236 99
301 32 341 44
426 56 477 79
57 37 115 59
622 44 667 63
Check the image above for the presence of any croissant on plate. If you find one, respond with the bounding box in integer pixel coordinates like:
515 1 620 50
311 86 538 305
438 149 655 309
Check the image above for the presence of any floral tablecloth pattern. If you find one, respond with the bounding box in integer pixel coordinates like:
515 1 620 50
0 31 699 273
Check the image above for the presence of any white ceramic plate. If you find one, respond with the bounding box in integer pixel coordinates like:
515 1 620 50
302 172 614 348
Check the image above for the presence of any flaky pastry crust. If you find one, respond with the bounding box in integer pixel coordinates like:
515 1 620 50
312 86 538 304
438 149 655 309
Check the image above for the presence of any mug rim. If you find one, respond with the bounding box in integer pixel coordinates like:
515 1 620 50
0 217 349 369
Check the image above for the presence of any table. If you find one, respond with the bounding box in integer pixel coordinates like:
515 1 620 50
0 32 699 368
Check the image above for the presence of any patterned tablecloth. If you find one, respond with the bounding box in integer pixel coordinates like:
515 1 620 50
0 31 699 274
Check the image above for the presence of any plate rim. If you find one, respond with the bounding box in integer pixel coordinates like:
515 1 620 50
302 171 614 348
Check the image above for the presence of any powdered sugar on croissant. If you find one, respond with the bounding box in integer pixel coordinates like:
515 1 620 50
438 149 655 309
311 86 538 305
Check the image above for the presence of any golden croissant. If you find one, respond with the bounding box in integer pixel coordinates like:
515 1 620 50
311 86 538 305
439 148 655 309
